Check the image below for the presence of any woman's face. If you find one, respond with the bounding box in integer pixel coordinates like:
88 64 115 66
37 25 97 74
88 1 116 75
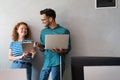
17 24 28 37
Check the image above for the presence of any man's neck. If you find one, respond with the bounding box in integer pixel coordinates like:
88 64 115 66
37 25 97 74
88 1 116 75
49 22 57 29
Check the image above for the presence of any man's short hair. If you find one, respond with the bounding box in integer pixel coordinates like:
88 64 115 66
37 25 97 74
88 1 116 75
40 8 56 20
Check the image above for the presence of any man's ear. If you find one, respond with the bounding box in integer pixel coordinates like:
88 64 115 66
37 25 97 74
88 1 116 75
49 17 53 22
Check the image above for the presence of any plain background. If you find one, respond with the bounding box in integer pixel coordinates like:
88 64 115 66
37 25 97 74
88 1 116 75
84 66 120 80
0 69 27 80
0 0 120 80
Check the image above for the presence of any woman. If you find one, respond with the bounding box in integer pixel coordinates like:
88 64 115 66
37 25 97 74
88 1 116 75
8 22 36 80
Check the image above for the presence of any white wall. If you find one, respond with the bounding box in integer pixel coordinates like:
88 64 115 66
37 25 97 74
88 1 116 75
84 66 120 80
0 0 120 80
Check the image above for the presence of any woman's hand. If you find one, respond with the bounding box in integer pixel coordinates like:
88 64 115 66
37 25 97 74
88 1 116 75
21 52 29 59
28 49 36 58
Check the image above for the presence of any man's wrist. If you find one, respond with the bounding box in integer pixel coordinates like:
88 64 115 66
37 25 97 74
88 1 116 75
38 44 45 52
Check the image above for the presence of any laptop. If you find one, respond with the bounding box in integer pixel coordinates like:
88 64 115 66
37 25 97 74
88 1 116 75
45 34 69 49
0 69 27 80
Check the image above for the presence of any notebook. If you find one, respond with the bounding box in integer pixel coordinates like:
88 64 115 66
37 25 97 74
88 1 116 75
22 42 34 52
0 69 27 80
45 34 69 49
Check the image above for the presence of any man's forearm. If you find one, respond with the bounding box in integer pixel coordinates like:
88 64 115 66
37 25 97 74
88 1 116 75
38 44 45 52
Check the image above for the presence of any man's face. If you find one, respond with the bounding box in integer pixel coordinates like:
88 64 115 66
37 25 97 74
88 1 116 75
40 14 51 27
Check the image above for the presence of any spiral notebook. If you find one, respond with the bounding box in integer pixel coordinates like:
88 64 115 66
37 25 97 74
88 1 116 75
22 42 34 52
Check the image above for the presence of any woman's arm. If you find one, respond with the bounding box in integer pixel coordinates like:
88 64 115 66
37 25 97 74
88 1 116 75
8 49 23 61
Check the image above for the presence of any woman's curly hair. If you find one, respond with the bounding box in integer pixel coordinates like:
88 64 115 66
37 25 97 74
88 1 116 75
12 22 32 41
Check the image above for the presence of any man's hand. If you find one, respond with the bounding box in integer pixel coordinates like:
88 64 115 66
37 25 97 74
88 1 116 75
34 41 39 47
34 41 45 52
52 48 68 54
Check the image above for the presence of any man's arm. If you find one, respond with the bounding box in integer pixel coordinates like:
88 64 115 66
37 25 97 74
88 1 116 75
34 41 45 52
38 44 45 52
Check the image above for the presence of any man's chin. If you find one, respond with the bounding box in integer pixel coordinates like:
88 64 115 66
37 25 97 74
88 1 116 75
45 26 48 27
44 24 49 27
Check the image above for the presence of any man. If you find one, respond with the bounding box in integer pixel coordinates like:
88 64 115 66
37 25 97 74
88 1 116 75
38 8 71 80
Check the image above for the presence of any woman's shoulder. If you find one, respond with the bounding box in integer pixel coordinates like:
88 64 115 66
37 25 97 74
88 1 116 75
9 41 20 46
10 41 19 43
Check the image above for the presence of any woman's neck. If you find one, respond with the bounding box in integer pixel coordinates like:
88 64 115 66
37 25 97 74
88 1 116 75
18 36 25 41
